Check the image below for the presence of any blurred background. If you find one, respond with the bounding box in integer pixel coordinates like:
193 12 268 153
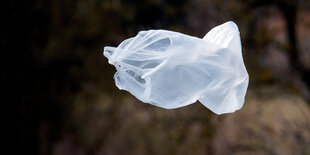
3 0 310 154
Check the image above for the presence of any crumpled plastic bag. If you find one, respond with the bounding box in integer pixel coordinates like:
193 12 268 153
103 21 249 114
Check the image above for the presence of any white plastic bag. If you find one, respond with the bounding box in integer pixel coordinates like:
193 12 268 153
103 21 249 114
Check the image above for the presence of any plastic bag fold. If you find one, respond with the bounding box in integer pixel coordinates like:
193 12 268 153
103 21 249 114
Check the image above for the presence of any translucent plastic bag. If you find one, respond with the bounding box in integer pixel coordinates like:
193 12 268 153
103 21 249 114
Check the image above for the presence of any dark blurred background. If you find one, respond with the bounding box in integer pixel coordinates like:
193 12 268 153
3 0 310 154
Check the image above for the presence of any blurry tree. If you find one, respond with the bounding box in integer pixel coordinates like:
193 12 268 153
240 0 310 102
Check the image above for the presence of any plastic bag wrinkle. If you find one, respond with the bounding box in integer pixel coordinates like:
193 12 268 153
104 21 249 114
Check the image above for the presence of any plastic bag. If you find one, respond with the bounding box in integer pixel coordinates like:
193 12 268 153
103 21 249 114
